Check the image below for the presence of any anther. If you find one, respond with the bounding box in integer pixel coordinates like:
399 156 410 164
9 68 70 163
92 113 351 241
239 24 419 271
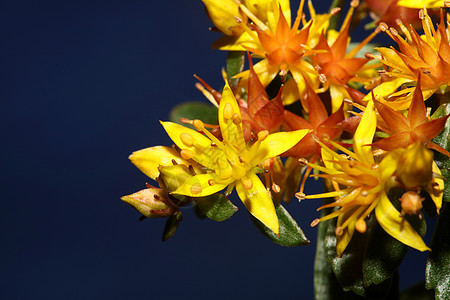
153 194 160 200
298 158 308 166
145 182 154 189
344 98 353 105
242 177 253 190
335 226 343 236
180 133 195 147
319 74 327 84
361 190 368 197
379 22 388 32
365 52 376 59
232 113 242 125
355 219 367 233
423 69 431 76
330 7 341 15
350 0 359 7
180 149 194 160
445 1 450 8
272 183 281 193
208 179 215 186
179 118 193 124
190 183 203 195
419 9 425 20
389 27 398 36
171 159 178 165
310 218 320 227
224 103 233 120
257 130 269 141
371 163 379 170
314 65 322 72
193 119 205 131
238 156 244 163
234 16 242 24
211 142 217 147
295 192 306 200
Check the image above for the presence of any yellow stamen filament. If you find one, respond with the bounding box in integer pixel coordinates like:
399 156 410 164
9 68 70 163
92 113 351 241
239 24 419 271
345 26 380 59
238 4 268 32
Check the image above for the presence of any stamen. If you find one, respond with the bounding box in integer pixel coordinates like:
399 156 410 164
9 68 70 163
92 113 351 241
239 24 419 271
232 113 242 125
145 182 154 189
319 74 327 84
190 183 203 195
257 130 269 141
298 158 308 166
193 119 205 131
224 103 233 120
180 133 194 147
153 194 160 200
335 226 343 236
171 159 178 165
379 22 388 32
272 183 281 193
208 179 215 186
330 7 341 15
180 149 194 160
295 192 306 200
188 164 196 176
242 177 254 190
355 219 367 233
310 218 320 227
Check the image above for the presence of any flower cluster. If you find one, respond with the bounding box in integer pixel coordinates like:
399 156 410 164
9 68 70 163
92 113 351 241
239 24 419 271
122 0 450 296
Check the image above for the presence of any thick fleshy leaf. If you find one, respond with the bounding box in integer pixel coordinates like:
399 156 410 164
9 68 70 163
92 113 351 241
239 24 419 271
172 173 229 197
399 281 434 300
250 129 310 164
236 172 279 234
195 193 238 222
169 101 218 128
162 211 183 241
354 99 376 164
129 146 188 180
226 51 245 86
431 103 450 202
375 191 430 252
425 203 450 300
249 204 309 247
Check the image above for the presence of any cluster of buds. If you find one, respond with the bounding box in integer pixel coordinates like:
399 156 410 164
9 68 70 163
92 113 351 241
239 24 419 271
123 0 449 260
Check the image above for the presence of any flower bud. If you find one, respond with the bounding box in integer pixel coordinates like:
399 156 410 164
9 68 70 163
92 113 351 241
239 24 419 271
399 191 424 216
121 188 172 218
396 142 433 190
158 164 193 192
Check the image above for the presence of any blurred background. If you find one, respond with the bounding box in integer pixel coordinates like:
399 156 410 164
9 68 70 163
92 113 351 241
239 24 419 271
1 0 429 299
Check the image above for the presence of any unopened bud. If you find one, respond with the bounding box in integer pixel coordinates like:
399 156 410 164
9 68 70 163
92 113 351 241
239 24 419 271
399 191 424 215
121 188 171 218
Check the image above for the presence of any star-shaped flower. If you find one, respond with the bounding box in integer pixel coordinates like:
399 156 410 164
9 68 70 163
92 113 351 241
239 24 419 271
162 81 310 234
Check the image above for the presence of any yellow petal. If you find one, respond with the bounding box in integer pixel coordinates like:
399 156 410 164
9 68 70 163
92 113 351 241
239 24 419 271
160 121 221 171
375 191 430 251
234 59 278 87
129 146 188 180
281 78 300 105
397 0 443 8
212 32 255 50
427 161 443 213
354 99 376 164
172 173 229 197
363 77 411 102
250 129 311 165
219 81 246 151
329 83 345 113
236 172 279 234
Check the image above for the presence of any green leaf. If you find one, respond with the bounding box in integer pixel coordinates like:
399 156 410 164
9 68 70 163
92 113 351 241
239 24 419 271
226 51 244 87
426 203 450 300
400 281 434 300
169 102 218 129
195 193 238 222
314 202 363 300
249 204 310 247
431 103 450 202
162 211 182 241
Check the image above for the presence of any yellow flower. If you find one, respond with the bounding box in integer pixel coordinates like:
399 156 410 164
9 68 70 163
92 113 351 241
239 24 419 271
365 8 450 109
299 99 431 256
397 0 447 9
161 81 310 234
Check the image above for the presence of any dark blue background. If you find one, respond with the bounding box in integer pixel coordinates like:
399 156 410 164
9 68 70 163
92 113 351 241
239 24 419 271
1 1 428 299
